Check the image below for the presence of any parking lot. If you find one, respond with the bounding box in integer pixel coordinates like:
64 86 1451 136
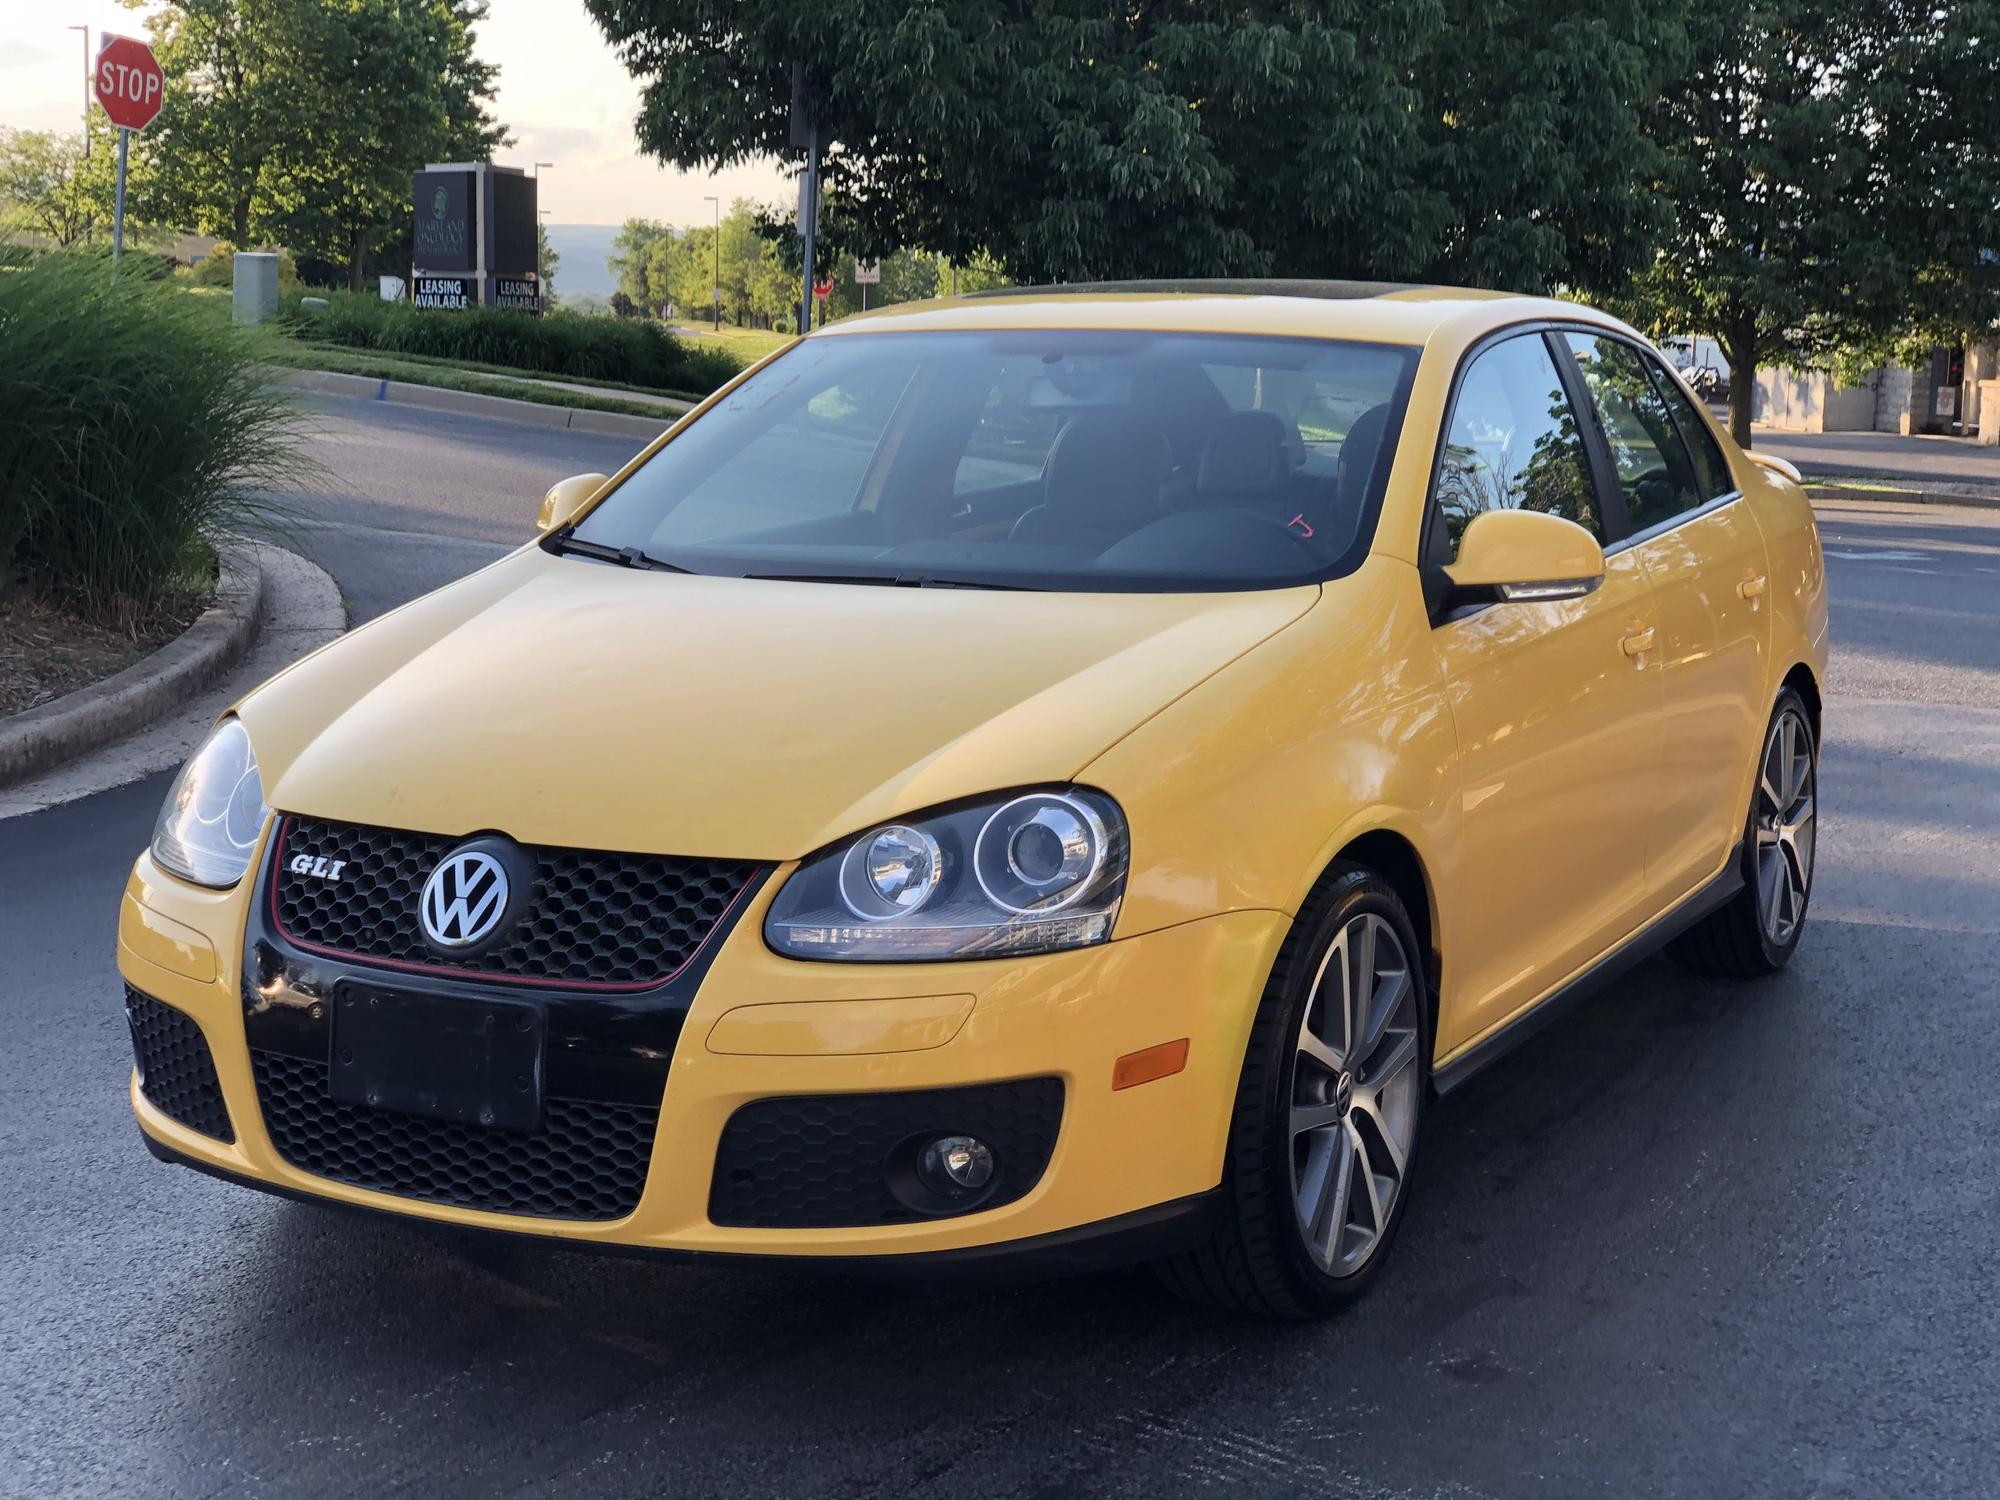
4 400 1996 1498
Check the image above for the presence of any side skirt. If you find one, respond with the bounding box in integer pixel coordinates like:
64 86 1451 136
1430 843 1746 1095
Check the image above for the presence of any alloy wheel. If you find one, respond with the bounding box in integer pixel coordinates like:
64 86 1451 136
1291 912 1421 1277
1755 706 1817 944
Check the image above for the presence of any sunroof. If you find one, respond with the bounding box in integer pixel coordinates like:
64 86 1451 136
966 278 1428 300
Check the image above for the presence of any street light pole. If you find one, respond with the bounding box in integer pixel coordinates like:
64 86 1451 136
703 194 720 332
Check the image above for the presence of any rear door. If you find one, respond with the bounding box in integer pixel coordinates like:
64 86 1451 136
1560 333 1772 911
1426 331 1665 1054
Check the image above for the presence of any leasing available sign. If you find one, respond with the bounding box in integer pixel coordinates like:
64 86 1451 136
414 276 474 310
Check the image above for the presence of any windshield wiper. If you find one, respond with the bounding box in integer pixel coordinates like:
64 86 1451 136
543 526 692 574
741 571 1041 591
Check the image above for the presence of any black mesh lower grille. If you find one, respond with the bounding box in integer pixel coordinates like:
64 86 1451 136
125 988 234 1142
271 816 759 988
252 1050 657 1220
710 1079 1065 1229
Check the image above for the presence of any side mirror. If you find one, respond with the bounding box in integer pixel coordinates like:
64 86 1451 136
1746 451 1803 485
1443 509 1605 604
536 472 609 533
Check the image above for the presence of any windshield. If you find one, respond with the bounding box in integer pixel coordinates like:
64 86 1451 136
571 329 1419 591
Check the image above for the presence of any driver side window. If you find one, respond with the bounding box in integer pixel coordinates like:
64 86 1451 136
1433 334 1602 561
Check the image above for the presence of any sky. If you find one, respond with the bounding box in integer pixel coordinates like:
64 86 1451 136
0 0 790 229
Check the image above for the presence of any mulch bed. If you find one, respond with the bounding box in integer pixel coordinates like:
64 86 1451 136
0 587 211 718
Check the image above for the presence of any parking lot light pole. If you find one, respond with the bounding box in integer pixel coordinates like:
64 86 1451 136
704 194 720 331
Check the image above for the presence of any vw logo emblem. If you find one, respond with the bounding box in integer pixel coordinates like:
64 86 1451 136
420 847 511 949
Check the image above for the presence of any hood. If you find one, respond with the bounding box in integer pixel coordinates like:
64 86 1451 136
240 546 1315 859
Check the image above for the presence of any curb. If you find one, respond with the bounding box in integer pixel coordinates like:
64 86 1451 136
277 367 680 440
1805 480 2000 512
0 546 264 788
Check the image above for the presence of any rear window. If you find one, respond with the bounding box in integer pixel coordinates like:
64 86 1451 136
573 330 1419 591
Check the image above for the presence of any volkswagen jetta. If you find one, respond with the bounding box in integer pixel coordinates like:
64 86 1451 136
121 282 1827 1316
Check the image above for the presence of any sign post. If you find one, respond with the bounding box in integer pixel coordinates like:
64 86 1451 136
93 34 165 262
854 257 880 313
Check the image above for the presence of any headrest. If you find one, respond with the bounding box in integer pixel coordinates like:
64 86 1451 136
1042 410 1164 529
1196 410 1293 499
1337 403 1392 511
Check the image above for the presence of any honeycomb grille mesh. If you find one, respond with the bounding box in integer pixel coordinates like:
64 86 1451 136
125 988 234 1142
273 816 757 987
252 1049 657 1220
710 1079 1065 1229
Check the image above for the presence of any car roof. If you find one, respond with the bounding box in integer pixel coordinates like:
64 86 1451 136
815 278 1623 348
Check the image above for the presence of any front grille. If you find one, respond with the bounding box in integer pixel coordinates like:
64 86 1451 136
252 1050 657 1220
271 816 758 988
125 988 234 1142
710 1079 1065 1229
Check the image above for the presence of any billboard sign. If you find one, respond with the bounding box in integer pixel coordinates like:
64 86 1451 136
413 171 476 273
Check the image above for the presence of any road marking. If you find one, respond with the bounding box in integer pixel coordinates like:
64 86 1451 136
1824 548 1934 562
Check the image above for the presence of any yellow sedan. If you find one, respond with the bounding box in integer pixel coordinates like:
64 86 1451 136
122 282 1827 1317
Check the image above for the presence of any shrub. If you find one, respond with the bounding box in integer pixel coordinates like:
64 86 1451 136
286 290 741 396
0 251 308 620
190 241 303 293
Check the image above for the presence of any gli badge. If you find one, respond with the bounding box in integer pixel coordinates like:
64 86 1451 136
289 853 348 882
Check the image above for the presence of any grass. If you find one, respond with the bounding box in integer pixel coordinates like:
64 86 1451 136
285 341 701 406
1 250 308 622
269 345 688 421
669 322 794 363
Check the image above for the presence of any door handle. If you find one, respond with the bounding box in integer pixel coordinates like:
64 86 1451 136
1620 627 1656 659
1738 574 1768 599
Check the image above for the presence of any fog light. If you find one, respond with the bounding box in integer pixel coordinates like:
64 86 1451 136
918 1134 995 1194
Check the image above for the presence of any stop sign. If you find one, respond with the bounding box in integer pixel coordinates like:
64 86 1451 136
95 35 165 132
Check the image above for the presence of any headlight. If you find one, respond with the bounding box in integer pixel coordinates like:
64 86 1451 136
151 717 269 887
766 788 1127 961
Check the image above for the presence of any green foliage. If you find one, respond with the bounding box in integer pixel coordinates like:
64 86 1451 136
0 252 307 618
609 216 672 314
0 120 132 249
188 241 304 293
140 0 507 285
1616 0 2000 442
584 1 1681 294
537 222 560 305
289 290 740 392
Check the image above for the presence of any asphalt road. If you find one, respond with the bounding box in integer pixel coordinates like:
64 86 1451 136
4 397 1998 1498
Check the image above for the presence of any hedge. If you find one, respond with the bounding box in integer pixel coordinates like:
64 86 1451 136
288 291 741 396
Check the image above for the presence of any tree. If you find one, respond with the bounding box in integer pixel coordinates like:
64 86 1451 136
537 221 560 305
609 216 671 315
0 127 110 247
1620 0 2000 444
140 0 506 286
584 2 1682 295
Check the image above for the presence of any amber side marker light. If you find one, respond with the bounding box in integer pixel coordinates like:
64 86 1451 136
1112 1038 1190 1091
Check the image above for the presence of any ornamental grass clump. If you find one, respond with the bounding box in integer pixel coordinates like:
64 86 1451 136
0 250 309 622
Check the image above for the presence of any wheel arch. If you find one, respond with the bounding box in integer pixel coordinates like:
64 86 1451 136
1781 661 1822 747
1320 827 1441 1015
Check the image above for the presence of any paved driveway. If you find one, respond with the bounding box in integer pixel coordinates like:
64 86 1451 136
3 399 1997 1498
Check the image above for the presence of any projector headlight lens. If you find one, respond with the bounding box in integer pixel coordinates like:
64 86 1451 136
766 787 1127 962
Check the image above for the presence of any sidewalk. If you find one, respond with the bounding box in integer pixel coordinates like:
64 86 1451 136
1751 427 1998 489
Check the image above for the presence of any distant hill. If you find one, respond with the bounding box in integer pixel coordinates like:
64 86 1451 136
543 224 620 299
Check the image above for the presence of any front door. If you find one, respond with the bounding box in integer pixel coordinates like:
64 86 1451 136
1561 333 1772 909
1426 332 1665 1055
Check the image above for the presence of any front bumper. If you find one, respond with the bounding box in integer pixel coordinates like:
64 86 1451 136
120 847 1286 1263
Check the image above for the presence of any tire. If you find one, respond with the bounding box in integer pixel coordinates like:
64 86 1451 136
1156 864 1429 1318
1668 687 1818 977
